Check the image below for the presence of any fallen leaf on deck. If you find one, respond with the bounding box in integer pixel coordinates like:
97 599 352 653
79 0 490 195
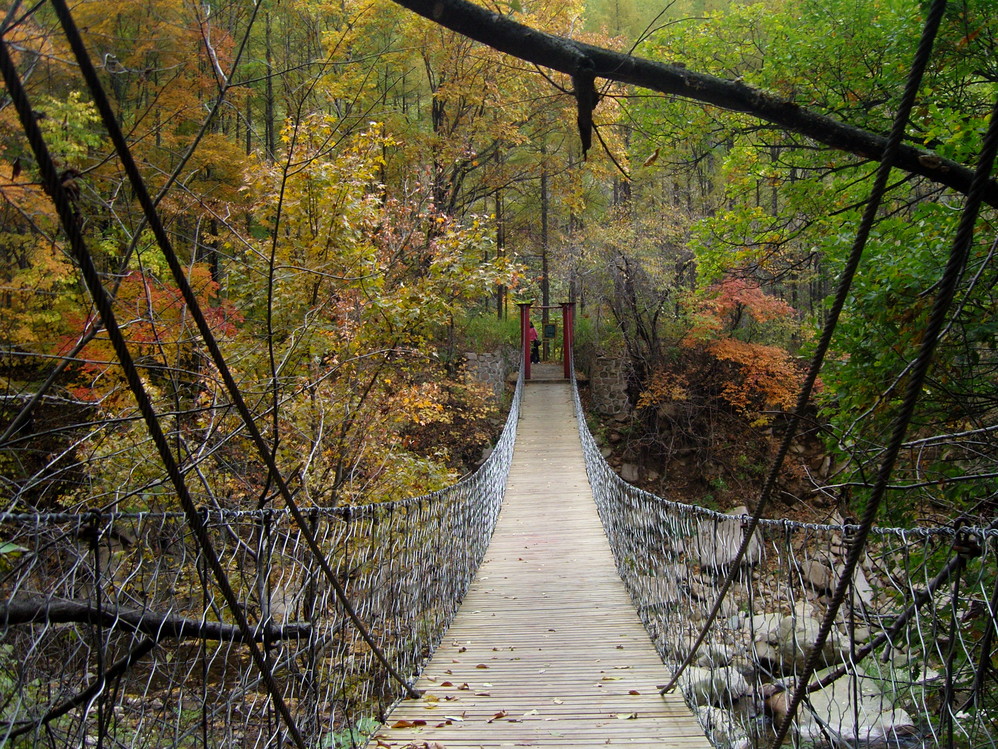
390 719 427 728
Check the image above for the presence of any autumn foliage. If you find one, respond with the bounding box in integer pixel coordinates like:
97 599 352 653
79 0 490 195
638 277 803 426
57 267 240 405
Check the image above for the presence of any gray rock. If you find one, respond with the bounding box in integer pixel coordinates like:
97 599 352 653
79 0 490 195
801 559 834 593
749 612 784 644
685 509 763 571
768 665 916 747
620 462 641 483
851 564 876 609
680 665 751 707
746 611 848 672
695 705 753 749
695 642 734 668
751 641 782 668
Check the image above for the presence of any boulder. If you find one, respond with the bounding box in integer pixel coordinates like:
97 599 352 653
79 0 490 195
695 705 753 749
788 613 854 670
749 612 784 644
851 564 877 610
801 559 834 593
620 462 641 483
746 611 849 672
680 665 751 707
768 665 917 748
695 641 734 669
752 641 783 670
685 508 763 571
798 554 878 611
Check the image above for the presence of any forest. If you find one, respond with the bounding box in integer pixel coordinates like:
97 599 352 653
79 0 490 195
2 0 997 528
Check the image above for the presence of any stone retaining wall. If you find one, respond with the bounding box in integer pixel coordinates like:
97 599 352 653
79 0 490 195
590 354 631 417
464 348 516 401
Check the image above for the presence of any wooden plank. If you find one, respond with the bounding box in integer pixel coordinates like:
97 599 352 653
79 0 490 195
372 380 712 749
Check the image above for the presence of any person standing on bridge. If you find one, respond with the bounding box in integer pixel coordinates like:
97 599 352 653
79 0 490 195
528 321 540 364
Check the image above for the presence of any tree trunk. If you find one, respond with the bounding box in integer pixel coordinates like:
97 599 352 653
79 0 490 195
264 11 276 160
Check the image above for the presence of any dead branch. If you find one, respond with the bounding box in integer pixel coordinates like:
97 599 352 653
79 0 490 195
389 0 998 208
2 596 312 642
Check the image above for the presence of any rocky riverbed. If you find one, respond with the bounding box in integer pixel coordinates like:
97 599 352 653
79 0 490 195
620 507 960 749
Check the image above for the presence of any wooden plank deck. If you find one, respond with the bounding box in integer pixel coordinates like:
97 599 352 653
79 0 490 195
372 371 712 748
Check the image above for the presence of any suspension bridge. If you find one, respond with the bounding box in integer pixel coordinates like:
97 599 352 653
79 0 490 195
373 364 710 748
2 361 996 748
2 0 997 745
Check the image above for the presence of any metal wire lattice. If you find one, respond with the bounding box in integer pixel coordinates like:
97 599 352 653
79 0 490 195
0 377 521 747
572 378 998 749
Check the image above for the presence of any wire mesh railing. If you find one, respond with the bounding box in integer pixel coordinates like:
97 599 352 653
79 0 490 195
572 377 998 749
0 375 522 748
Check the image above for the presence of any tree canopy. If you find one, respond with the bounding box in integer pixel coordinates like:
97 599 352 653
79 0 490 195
2 0 996 531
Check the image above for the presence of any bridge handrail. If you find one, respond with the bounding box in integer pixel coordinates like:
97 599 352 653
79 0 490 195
0 370 524 747
570 372 997 749
569 375 996 541
1 372 524 528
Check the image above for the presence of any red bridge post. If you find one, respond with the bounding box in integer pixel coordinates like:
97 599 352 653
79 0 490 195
518 302 532 380
561 302 574 380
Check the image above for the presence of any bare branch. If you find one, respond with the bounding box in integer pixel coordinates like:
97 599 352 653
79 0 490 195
389 0 998 207
2 596 312 642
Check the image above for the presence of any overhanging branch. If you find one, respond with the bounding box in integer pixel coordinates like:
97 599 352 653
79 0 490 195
390 0 998 208
2 596 312 642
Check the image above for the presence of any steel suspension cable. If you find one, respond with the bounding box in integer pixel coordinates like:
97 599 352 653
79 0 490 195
0 39 309 749
46 0 422 699
662 0 950 696
769 72 998 749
